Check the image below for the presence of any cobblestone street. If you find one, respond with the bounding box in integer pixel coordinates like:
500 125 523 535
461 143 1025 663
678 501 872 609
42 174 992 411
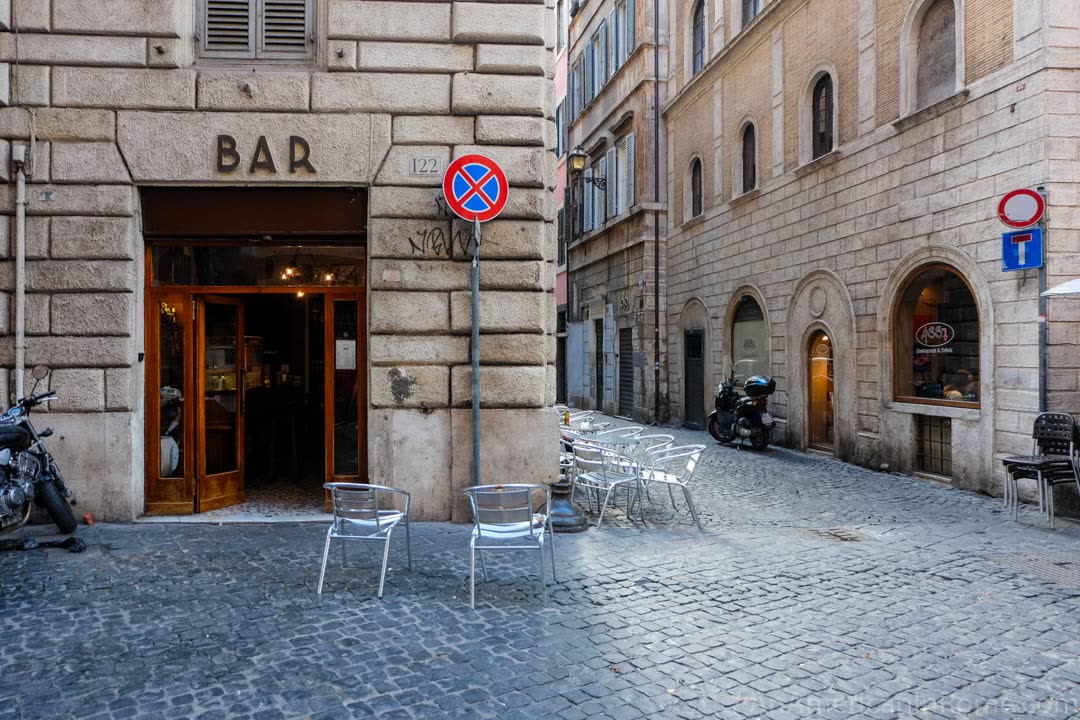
4 422 1080 719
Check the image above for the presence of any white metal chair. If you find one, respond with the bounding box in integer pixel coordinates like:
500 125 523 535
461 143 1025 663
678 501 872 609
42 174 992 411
463 484 556 609
572 441 640 528
317 483 411 597
638 445 707 531
595 425 645 439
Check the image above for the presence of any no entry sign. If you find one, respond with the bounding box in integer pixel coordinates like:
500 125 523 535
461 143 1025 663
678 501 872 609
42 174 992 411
442 154 509 222
997 188 1045 229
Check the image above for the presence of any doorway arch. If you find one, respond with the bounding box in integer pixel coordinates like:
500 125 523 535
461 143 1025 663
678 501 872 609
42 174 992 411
786 270 856 458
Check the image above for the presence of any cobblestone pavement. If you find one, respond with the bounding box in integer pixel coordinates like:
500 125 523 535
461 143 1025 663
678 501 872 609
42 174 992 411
4 419 1080 719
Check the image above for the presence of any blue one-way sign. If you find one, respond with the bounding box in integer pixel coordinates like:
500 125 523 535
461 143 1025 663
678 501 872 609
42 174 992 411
1002 227 1043 272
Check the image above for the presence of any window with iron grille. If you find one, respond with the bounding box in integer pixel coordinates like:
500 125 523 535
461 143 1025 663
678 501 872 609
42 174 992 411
200 0 313 60
812 74 834 159
691 0 705 75
916 415 952 477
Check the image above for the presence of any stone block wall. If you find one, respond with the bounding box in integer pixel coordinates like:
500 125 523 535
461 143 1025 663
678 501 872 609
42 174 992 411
663 0 1075 500
0 0 559 521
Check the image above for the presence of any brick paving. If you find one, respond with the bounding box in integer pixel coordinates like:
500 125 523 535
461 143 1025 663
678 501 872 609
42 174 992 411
4 420 1080 719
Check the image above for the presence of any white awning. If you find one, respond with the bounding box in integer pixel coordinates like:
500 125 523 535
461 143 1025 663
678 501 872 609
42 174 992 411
1042 279 1080 297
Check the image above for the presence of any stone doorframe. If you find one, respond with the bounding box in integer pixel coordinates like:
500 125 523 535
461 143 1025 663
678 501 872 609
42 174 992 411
785 269 858 460
676 297 712 426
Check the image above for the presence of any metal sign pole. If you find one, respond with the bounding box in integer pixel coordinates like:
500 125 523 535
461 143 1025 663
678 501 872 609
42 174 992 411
1037 186 1048 413
471 215 482 486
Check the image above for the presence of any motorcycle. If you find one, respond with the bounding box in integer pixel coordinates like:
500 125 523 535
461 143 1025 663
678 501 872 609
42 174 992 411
0 365 77 535
707 370 777 451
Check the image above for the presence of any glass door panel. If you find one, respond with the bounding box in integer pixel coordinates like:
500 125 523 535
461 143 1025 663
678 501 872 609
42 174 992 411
324 295 366 500
146 296 195 514
808 331 834 451
197 296 246 512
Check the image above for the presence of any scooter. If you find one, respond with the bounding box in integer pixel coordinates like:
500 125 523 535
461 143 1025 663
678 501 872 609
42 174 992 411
0 365 77 534
707 370 776 451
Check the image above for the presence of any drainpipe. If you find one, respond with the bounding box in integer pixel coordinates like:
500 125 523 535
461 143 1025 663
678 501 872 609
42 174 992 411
12 143 28 401
652 0 661 424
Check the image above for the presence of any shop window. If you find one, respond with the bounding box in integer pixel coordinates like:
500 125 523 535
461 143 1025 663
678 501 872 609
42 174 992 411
689 158 703 219
894 265 979 406
740 123 757 194
200 0 313 60
811 74 834 159
731 295 768 384
916 415 952 477
691 0 705 76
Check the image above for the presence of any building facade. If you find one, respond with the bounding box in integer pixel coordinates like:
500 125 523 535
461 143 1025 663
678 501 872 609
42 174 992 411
664 0 1080 497
0 0 559 521
564 0 668 422
555 0 570 403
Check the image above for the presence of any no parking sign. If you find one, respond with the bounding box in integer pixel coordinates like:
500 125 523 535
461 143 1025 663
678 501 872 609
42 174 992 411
442 155 509 223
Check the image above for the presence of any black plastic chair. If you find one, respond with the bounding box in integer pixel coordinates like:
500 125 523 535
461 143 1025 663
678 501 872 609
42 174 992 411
1001 413 1080 529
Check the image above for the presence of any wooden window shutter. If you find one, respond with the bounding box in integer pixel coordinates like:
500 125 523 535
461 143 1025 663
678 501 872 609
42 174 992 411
609 8 619 72
606 146 618 218
583 168 595 232
624 0 635 57
594 157 607 227
598 23 608 84
203 0 256 58
258 0 311 57
624 133 636 210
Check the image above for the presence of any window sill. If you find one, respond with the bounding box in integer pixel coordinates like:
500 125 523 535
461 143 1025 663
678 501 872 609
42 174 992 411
893 90 970 133
729 188 761 208
886 400 981 419
794 150 840 178
680 213 706 232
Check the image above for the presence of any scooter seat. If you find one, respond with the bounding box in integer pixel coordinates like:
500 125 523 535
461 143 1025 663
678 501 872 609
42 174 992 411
0 424 31 452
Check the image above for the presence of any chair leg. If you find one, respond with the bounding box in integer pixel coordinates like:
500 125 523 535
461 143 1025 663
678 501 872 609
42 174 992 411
548 526 557 583
377 530 393 599
469 539 476 610
341 538 347 566
1048 482 1056 531
667 483 678 511
405 520 412 571
478 547 489 582
317 527 333 595
683 486 703 532
537 543 547 606
596 485 615 529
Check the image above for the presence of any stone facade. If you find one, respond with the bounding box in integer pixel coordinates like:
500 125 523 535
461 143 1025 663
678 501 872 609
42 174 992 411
564 0 668 422
0 0 558 521
664 0 1080 502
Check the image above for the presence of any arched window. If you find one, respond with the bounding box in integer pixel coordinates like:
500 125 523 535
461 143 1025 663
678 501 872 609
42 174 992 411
731 295 767 384
689 158 703 218
740 124 756 194
811 74 834 159
691 0 705 76
915 0 956 110
894 265 979 406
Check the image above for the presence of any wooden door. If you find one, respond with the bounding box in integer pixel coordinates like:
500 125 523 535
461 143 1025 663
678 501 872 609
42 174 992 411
324 294 367 500
196 296 246 512
684 330 705 429
145 295 196 514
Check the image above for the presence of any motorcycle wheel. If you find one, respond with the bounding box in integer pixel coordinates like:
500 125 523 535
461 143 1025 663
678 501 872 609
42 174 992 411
750 431 770 451
708 416 724 442
36 479 77 534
